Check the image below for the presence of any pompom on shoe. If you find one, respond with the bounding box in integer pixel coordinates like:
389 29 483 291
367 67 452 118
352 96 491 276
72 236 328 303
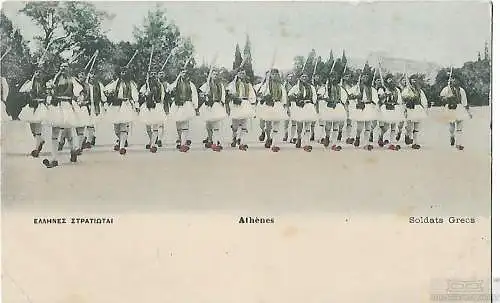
119 148 127 155
271 146 280 152
179 145 190 152
238 144 248 151
331 144 342 151
150 146 158 153
258 131 266 142
303 145 312 152
42 159 58 168
264 139 272 149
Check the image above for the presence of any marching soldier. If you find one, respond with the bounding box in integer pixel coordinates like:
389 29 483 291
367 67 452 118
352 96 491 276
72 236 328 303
257 68 288 152
401 74 429 149
348 66 379 150
439 71 471 150
167 68 198 152
42 62 84 168
75 71 93 151
377 74 405 150
319 70 348 151
313 73 326 144
199 69 227 152
157 70 169 147
256 71 270 143
341 71 356 145
80 72 107 148
18 69 48 157
139 70 166 153
226 69 256 151
103 66 139 155
283 72 295 142
287 72 318 152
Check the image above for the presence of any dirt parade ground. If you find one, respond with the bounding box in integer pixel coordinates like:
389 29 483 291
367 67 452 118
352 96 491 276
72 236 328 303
1 107 492 303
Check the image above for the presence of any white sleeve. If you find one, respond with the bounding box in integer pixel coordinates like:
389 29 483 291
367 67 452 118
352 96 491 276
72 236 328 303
248 83 257 104
220 83 226 104
99 83 107 101
130 81 139 102
397 89 403 105
72 78 84 97
139 84 147 94
288 83 299 97
420 90 428 108
311 86 317 103
460 87 468 107
19 80 33 93
226 79 236 95
199 82 209 94
104 79 118 93
190 82 198 108
371 87 379 105
340 87 348 103
281 84 288 104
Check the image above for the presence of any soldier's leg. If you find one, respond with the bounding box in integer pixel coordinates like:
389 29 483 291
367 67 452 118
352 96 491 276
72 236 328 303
146 125 152 143
239 119 249 147
265 120 272 146
206 121 214 144
337 120 345 142
378 122 388 146
317 119 325 142
231 119 238 147
303 121 312 146
295 121 304 148
113 124 120 150
270 121 280 150
87 124 96 146
283 119 290 141
412 122 421 149
29 123 44 155
455 120 464 149
310 121 316 141
43 126 61 167
259 119 266 141
119 123 128 150
75 127 85 150
324 121 333 146
390 123 397 145
290 120 297 142
331 121 339 147
150 123 159 150
396 120 405 141
212 120 223 147
449 121 456 146
405 120 414 144
175 121 182 148
354 121 363 147
345 118 353 143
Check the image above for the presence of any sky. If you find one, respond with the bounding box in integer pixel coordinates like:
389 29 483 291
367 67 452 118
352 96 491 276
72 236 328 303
1 1 492 74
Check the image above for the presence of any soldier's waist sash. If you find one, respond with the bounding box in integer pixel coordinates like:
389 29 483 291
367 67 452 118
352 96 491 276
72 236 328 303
111 98 131 106
49 96 73 106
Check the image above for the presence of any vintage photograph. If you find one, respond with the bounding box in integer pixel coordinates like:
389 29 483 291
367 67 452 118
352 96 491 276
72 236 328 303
1 1 493 302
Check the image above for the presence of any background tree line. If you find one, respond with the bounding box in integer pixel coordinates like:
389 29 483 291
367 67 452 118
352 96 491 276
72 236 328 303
1 2 491 119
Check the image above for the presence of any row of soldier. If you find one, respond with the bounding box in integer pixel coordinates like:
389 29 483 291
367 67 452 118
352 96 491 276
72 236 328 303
7 55 471 168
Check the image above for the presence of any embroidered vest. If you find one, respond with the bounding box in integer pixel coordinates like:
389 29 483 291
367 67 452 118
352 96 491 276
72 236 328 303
54 74 73 97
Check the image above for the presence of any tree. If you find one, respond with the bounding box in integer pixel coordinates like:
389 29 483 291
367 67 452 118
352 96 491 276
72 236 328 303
1 12 33 118
232 43 242 70
20 2 112 77
131 7 194 84
242 34 255 83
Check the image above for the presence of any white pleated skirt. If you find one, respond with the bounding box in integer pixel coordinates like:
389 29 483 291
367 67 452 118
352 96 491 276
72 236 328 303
230 100 255 120
319 100 347 121
19 104 48 123
406 105 428 121
102 102 137 124
139 103 167 125
45 101 84 128
170 101 196 122
199 102 227 122
257 102 288 122
1 102 9 122
439 104 471 122
380 104 406 123
350 103 379 122
290 102 318 122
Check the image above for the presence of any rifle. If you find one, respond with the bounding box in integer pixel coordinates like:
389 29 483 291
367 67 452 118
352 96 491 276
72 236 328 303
256 48 277 95
0 46 11 61
125 50 139 68
160 46 180 71
311 56 320 86
84 50 99 119
145 45 155 93
447 66 453 87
